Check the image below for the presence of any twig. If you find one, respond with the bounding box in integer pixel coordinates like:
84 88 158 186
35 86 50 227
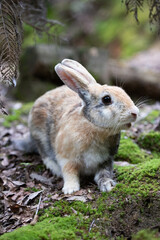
89 219 95 232
30 193 42 226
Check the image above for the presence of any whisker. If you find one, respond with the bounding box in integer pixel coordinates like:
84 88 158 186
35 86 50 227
120 79 126 89
134 96 149 108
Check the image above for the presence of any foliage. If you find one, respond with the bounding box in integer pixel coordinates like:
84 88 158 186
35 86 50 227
0 0 22 87
95 1 154 58
124 0 160 32
0 0 61 87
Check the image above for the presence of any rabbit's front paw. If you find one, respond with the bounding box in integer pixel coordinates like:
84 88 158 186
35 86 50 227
62 182 80 194
99 178 116 192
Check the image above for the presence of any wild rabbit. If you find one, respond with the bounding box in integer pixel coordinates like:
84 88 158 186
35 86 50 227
14 59 139 194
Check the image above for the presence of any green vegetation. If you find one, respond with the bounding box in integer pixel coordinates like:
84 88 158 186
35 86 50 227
0 217 81 240
143 110 160 123
138 131 160 152
24 187 41 192
1 102 33 127
0 207 103 240
132 229 160 240
94 1 154 58
22 1 156 58
116 158 160 197
115 134 149 164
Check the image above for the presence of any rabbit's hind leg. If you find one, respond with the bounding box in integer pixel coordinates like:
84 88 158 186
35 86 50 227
31 130 61 177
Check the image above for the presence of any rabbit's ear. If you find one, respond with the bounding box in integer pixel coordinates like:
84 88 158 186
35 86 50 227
61 59 97 84
55 62 91 100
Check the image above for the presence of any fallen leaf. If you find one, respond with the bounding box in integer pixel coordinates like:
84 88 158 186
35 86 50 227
9 203 24 214
114 161 135 167
74 189 88 196
0 153 9 167
30 172 52 186
24 191 43 205
66 196 87 202
12 181 25 187
11 189 26 202
87 193 93 200
2 168 16 177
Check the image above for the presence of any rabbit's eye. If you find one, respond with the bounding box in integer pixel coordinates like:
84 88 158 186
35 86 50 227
102 95 112 105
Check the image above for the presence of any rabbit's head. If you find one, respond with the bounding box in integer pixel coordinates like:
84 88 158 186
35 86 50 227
55 59 139 132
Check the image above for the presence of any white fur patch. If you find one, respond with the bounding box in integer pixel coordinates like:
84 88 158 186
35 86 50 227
82 140 109 175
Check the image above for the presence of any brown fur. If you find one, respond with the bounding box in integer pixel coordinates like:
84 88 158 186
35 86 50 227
31 103 48 128
63 161 80 175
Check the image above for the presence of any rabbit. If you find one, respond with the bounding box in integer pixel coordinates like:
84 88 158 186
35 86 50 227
14 59 139 194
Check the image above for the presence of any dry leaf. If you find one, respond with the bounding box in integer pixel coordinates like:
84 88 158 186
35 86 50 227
24 191 43 205
66 196 87 202
30 172 52 186
12 181 25 187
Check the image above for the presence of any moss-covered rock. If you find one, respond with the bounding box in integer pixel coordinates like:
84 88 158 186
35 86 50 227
138 131 160 152
115 134 149 164
116 158 160 197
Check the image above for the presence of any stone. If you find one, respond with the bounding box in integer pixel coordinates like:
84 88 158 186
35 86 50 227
107 44 160 100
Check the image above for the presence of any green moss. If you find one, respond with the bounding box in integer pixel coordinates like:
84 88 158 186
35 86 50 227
0 205 104 240
24 187 41 192
115 134 149 164
2 102 33 127
115 158 160 197
143 110 160 123
138 131 160 152
0 217 79 240
40 200 96 220
132 229 160 240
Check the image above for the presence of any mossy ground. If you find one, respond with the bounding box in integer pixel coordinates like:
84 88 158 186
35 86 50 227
1 156 160 240
138 131 160 152
1 105 160 239
115 133 150 164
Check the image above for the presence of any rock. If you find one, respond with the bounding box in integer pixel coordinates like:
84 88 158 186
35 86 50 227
107 44 160 100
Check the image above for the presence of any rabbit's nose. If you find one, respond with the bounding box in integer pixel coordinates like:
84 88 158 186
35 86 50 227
131 107 139 119
131 113 137 118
